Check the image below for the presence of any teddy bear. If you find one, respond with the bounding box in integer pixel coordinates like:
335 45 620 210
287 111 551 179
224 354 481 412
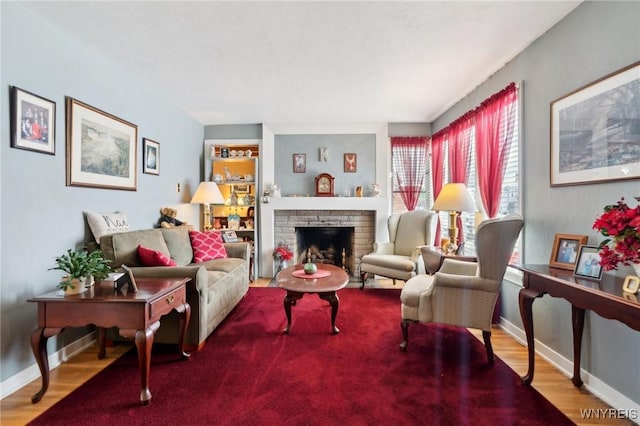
157 207 187 228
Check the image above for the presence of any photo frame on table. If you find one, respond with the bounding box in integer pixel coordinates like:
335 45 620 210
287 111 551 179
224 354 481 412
549 233 588 270
293 153 306 173
10 86 56 155
573 245 604 281
66 97 138 191
550 61 640 187
222 230 239 242
142 138 159 175
344 153 357 172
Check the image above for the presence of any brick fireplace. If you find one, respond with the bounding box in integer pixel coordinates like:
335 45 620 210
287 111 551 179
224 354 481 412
274 210 375 277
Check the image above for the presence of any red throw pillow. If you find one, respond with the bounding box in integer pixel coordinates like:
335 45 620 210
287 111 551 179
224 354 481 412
189 230 227 262
137 245 177 267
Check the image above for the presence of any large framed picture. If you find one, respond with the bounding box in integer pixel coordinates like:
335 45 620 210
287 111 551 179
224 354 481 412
573 245 603 281
143 138 159 175
66 97 138 191
10 86 56 155
550 61 640 186
549 233 588 270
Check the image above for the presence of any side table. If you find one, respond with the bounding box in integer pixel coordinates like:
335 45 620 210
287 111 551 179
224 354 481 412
28 277 191 405
421 246 477 275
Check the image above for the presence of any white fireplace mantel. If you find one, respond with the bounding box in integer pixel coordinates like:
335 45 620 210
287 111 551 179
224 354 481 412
259 196 389 277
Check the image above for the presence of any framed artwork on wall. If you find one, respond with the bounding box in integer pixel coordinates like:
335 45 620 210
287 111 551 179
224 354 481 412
65 97 138 191
9 86 56 155
573 245 603 281
293 153 306 173
344 153 357 172
143 138 159 175
550 61 640 186
549 233 588 270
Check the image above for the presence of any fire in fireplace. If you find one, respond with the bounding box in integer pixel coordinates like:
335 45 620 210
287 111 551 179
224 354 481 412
295 227 354 273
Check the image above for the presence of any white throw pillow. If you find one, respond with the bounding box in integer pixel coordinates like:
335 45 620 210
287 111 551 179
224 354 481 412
86 211 129 243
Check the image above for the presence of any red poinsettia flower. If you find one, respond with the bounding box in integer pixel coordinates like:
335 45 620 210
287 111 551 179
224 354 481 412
273 243 293 261
592 197 640 270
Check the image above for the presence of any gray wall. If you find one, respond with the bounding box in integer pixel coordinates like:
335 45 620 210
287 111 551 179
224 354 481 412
274 134 376 196
433 1 640 403
0 3 203 381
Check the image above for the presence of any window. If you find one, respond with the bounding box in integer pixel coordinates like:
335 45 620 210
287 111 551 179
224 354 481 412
393 83 521 260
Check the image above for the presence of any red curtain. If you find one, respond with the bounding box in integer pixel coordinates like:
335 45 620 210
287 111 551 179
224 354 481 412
391 137 428 211
430 131 447 243
447 112 475 243
476 83 517 218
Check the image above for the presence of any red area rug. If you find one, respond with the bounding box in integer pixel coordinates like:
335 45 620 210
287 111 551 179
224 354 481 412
30 288 572 426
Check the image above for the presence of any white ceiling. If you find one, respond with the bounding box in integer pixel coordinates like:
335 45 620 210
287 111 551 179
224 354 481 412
23 1 582 125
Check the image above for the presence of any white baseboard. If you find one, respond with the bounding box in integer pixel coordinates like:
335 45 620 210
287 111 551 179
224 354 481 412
500 318 640 425
0 332 96 399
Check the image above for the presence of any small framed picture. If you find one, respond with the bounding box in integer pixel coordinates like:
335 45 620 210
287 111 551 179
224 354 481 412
222 230 238 242
293 153 306 173
231 184 250 194
344 153 357 172
10 86 56 155
220 147 229 158
549 233 588 270
143 138 159 175
573 245 604 281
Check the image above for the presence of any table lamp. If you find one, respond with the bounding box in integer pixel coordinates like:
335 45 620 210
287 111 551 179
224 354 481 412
191 182 224 230
432 183 475 251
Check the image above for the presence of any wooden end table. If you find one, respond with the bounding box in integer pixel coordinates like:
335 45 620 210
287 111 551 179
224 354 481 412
277 264 349 334
28 277 191 405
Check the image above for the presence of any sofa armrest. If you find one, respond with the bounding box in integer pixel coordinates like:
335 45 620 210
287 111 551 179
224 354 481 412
224 242 251 260
129 265 208 294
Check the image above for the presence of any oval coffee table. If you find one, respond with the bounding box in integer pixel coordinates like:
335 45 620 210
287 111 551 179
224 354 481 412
276 263 349 334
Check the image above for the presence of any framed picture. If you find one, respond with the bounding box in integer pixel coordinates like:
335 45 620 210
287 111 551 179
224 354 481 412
143 138 159 175
344 153 357 172
573 245 604 281
550 61 640 186
549 233 588 270
222 230 239 242
231 184 250 194
293 153 306 173
9 86 56 155
66 97 138 191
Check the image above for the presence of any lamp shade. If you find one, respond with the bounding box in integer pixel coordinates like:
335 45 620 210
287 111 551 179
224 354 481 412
432 183 475 212
190 182 224 205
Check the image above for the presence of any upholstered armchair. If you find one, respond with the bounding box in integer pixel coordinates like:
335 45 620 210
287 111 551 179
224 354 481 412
399 215 524 364
359 210 437 289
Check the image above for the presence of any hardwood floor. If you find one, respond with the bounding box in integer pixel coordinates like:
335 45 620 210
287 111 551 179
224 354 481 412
2 278 633 425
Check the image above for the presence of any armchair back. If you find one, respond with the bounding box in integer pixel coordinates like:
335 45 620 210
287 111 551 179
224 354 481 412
390 210 437 256
476 215 524 282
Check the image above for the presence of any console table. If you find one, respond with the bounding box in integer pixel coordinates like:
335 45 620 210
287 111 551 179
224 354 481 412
513 264 640 387
28 277 191 405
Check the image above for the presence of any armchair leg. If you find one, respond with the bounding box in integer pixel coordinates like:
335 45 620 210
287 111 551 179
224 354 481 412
360 272 368 290
482 330 495 365
400 319 412 352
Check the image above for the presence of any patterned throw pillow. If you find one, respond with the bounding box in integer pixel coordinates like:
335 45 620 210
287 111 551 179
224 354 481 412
189 230 227 263
137 245 177 267
85 211 129 243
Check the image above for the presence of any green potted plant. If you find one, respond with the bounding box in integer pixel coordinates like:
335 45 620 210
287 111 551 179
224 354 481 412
49 249 113 294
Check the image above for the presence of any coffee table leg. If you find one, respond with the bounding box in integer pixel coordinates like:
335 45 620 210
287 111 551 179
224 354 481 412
283 292 303 334
319 291 340 334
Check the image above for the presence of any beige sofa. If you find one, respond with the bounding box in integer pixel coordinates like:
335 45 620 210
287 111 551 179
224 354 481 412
99 226 250 350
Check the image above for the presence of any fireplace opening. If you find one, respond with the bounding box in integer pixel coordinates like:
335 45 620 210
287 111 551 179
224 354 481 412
295 227 354 273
